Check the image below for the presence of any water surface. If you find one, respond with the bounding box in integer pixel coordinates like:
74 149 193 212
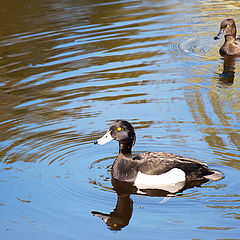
1 0 240 239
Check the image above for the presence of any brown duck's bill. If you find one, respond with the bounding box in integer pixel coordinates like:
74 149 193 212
214 29 223 40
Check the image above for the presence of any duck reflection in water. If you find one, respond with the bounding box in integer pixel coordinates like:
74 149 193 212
91 177 208 231
218 56 236 85
91 179 133 231
91 193 133 231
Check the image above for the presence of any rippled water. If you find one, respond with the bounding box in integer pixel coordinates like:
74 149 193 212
1 0 240 239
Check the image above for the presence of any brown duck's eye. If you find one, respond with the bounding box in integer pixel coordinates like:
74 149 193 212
117 127 122 132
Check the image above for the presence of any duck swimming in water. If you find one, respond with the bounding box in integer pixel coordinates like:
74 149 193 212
214 18 240 56
94 120 223 191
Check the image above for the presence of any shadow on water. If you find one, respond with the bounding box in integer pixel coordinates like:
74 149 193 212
91 176 210 231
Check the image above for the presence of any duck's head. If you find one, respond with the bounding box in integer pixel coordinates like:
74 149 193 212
214 19 237 40
94 120 136 156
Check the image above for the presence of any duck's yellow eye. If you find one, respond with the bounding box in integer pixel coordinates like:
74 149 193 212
117 127 122 132
227 24 230 28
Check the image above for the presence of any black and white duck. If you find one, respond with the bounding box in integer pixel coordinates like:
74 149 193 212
94 120 223 192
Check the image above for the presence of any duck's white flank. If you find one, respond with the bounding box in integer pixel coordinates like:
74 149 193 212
134 168 186 193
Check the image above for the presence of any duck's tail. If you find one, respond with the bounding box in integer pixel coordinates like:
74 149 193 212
205 169 224 181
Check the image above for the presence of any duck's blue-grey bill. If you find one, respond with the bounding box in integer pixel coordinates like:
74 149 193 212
95 131 114 145
214 29 223 40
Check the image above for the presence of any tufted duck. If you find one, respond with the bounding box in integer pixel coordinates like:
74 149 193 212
214 19 240 56
94 120 223 191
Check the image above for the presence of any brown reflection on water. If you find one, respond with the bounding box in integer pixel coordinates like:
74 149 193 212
186 56 240 169
217 56 235 85
0 0 175 166
0 0 177 84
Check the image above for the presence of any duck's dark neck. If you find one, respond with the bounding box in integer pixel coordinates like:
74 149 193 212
119 141 133 158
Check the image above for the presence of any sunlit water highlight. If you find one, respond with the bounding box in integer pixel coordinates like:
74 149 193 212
1 0 240 239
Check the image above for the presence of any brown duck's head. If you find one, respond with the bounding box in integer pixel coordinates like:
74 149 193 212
214 19 237 40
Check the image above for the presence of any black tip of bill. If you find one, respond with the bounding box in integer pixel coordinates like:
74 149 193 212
214 30 223 40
